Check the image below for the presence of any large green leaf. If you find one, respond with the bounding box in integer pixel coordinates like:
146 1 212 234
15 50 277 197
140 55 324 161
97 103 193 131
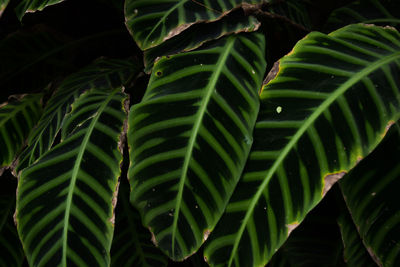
0 0 9 17
204 24 400 266
15 0 65 20
124 0 264 50
110 178 168 267
0 94 42 174
15 58 138 174
16 88 128 266
324 0 400 32
337 209 377 266
339 122 400 266
143 8 260 72
128 32 266 260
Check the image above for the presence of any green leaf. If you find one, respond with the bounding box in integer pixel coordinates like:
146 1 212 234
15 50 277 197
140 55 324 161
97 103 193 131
337 209 377 266
15 0 65 20
339 122 400 266
128 32 266 260
124 0 264 50
0 94 42 173
324 0 400 32
143 8 260 72
0 0 9 17
111 178 168 267
204 24 400 266
268 187 346 267
16 88 128 267
15 58 138 174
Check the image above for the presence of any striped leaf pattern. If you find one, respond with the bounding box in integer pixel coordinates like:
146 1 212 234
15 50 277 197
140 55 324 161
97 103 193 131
125 0 264 50
0 94 42 173
128 32 266 260
268 189 346 267
337 211 377 266
15 0 65 20
144 8 260 72
0 195 25 267
339 122 400 266
15 58 137 174
16 88 128 267
204 24 400 266
324 0 400 32
110 179 167 267
0 0 9 17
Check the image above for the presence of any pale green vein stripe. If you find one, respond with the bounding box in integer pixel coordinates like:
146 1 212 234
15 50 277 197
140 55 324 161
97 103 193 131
264 89 329 99
171 36 235 256
227 50 400 267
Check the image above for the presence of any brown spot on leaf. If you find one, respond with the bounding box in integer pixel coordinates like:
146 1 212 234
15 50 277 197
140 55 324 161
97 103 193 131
203 229 211 242
150 227 158 247
286 222 299 236
263 61 280 86
323 171 347 196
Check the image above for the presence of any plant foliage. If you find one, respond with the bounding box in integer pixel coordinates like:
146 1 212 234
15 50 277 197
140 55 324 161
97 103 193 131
1 0 400 266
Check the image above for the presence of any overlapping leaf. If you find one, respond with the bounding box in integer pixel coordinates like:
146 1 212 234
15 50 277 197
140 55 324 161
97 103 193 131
128 32 266 260
324 0 400 32
337 210 377 266
15 58 138 174
0 94 42 174
267 0 311 30
340 122 400 266
0 192 24 266
15 0 65 20
124 0 264 50
0 0 9 17
144 8 260 72
110 179 167 267
0 25 74 102
268 188 345 267
16 88 128 267
204 24 400 266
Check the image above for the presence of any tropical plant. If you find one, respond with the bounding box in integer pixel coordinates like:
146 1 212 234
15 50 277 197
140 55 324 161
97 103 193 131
1 0 400 266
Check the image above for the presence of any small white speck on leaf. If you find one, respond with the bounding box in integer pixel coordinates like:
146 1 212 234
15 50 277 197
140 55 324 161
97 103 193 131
276 106 282 114
371 192 376 196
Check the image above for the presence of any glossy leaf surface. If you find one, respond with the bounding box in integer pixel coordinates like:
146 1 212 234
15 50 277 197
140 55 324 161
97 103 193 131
144 8 260 72
0 94 42 173
15 58 137 174
205 24 400 266
15 0 65 20
324 0 400 32
128 32 266 260
125 0 264 50
111 179 167 267
16 88 127 267
340 122 400 266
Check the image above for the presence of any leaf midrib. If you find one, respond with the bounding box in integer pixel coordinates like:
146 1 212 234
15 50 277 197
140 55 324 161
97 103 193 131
227 51 400 266
171 36 235 257
61 90 117 266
